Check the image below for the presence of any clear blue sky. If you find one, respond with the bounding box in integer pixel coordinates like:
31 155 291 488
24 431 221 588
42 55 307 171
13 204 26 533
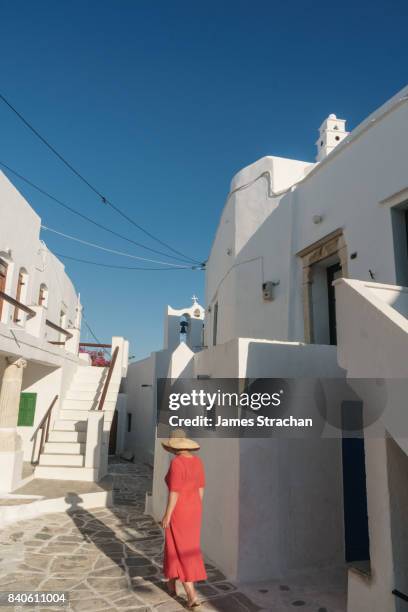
1 0 407 359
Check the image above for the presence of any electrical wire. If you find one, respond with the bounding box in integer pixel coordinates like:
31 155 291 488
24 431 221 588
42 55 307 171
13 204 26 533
55 252 198 270
0 92 201 265
81 316 110 356
0 160 195 265
41 225 196 268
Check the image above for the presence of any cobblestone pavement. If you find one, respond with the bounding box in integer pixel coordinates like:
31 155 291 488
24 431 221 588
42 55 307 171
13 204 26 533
0 460 262 611
0 460 346 612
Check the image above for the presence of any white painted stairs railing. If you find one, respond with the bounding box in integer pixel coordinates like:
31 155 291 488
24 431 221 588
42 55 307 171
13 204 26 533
33 337 128 481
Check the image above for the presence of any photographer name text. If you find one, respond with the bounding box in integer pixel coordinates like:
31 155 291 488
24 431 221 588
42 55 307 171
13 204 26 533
168 415 313 428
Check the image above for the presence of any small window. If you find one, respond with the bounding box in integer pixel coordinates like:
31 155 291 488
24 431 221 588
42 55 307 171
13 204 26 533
18 393 37 426
59 307 67 342
14 268 28 323
0 258 8 322
38 283 48 307
127 413 132 433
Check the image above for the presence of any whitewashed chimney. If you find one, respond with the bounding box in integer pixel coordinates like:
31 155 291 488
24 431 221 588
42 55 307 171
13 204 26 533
316 114 348 162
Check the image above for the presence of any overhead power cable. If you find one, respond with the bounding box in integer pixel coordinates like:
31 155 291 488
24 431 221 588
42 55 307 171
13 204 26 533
0 160 194 265
55 252 197 270
0 92 201 265
41 225 197 268
81 316 110 356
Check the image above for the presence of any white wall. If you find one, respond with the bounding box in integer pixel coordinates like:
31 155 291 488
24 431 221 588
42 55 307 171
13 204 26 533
205 86 408 347
16 357 79 462
0 169 80 350
335 278 408 612
125 355 155 464
233 340 349 581
151 338 351 582
0 169 84 463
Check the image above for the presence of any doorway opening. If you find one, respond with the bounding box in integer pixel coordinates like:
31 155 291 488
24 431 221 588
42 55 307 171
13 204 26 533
391 204 408 286
341 401 370 563
109 410 118 454
297 228 348 344
327 262 342 345
310 256 342 345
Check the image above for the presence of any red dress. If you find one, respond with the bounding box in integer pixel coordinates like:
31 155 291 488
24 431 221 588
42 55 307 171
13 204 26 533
163 455 207 582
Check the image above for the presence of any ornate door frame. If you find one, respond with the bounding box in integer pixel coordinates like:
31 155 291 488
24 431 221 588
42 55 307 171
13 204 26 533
297 228 348 343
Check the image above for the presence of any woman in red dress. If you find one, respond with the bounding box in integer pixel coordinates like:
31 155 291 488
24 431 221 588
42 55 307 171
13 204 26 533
160 429 207 608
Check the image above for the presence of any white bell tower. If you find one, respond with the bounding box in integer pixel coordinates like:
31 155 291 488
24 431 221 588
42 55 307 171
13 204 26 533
163 296 205 352
316 114 348 162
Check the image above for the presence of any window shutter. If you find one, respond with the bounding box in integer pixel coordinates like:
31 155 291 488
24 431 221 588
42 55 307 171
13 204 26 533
17 393 37 426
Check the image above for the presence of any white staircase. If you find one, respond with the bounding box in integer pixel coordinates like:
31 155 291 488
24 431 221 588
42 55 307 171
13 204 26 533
34 364 121 481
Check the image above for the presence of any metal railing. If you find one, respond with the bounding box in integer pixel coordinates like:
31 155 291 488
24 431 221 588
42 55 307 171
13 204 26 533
79 342 112 349
45 319 73 339
392 589 408 602
0 290 36 318
97 346 119 411
30 394 59 465
0 291 73 343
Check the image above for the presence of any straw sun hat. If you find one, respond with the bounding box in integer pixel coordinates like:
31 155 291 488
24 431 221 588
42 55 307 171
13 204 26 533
161 428 200 452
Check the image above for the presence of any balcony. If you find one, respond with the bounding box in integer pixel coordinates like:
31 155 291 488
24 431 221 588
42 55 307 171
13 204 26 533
0 290 80 366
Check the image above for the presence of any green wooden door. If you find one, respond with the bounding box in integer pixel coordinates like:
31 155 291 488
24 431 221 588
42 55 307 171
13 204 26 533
17 393 37 426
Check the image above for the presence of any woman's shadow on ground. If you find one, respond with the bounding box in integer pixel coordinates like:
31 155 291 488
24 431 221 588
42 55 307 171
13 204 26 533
64 486 259 611
64 492 180 606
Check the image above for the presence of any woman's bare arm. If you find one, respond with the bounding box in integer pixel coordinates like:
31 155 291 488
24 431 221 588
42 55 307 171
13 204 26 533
161 491 179 528
199 487 204 501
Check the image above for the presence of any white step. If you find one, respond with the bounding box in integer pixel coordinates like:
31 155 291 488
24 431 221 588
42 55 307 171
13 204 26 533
69 379 118 389
59 409 91 420
53 420 87 432
61 399 117 412
34 465 97 481
44 442 85 454
65 390 118 402
67 380 120 397
39 453 85 467
48 430 86 443
73 367 107 379
58 411 115 423
73 375 120 387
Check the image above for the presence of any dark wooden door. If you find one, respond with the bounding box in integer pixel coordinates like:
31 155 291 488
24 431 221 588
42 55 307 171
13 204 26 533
109 410 118 455
341 401 370 562
0 259 8 320
327 262 342 345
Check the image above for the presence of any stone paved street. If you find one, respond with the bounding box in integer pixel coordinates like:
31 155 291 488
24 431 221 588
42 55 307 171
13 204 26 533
0 460 346 611
0 460 261 611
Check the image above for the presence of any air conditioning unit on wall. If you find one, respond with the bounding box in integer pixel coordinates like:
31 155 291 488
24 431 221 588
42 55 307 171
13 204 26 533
262 281 279 301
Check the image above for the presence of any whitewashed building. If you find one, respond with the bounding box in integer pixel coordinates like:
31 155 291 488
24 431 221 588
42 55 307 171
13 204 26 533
0 170 129 494
128 85 408 612
121 298 205 465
